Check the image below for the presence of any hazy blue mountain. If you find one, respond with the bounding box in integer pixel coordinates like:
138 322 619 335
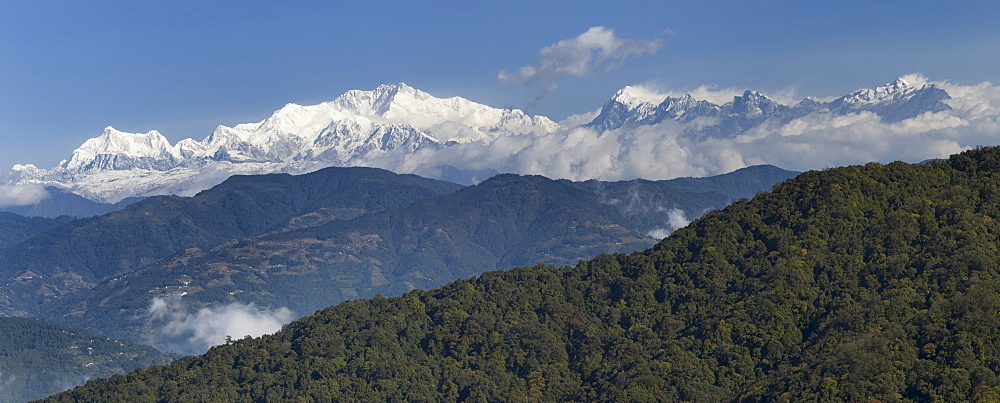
659 164 799 200
0 187 141 218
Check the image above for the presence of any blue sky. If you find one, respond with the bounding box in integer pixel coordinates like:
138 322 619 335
2 1 999 168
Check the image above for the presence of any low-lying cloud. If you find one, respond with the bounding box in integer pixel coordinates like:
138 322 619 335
647 208 691 239
0 184 50 207
145 295 294 356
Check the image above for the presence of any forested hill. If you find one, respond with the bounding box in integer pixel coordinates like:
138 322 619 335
48 147 1000 401
0 317 173 403
44 147 1000 401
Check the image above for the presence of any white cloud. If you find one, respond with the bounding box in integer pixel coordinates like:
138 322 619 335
498 26 662 98
646 208 691 239
559 108 602 129
671 85 744 105
0 184 50 207
145 295 294 356
619 84 670 104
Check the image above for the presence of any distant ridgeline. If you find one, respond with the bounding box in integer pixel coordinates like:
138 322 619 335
0 317 173 403
2 165 794 347
43 146 1000 401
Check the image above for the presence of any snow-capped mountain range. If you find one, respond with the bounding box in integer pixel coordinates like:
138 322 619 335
586 77 952 134
7 84 559 202
2 77 963 203
65 83 559 171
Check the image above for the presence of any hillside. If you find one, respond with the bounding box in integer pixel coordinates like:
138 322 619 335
45 147 1000 401
0 317 173 403
39 167 796 349
0 213 74 250
0 167 461 316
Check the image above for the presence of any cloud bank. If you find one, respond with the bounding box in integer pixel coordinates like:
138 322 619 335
145 296 294 356
498 26 662 102
0 184 50 207
373 75 1000 183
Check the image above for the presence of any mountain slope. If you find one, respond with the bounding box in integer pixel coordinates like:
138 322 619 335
41 167 796 348
0 167 461 316
0 317 173 403
0 213 74 250
45 146 1000 401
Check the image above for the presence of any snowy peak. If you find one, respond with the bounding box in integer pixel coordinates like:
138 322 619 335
87 127 173 157
831 76 951 122
611 86 665 109
64 127 181 171
837 77 924 106
659 94 722 119
333 83 418 117
585 86 668 131
332 82 559 143
728 90 783 117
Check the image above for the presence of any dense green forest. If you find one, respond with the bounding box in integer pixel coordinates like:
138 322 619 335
0 318 173 403
41 167 794 347
44 147 1000 401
